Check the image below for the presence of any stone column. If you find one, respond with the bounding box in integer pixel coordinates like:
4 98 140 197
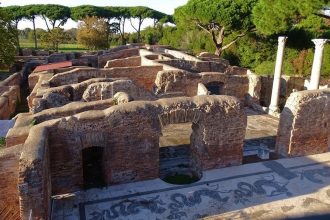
309 39 328 90
269 36 287 115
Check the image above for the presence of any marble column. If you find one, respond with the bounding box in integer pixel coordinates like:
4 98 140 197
309 39 328 90
269 36 287 114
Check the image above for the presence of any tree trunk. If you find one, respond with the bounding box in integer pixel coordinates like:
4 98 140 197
32 17 37 49
215 46 222 56
15 21 20 52
42 15 51 32
121 18 126 45
212 27 225 57
106 21 110 49
137 18 142 42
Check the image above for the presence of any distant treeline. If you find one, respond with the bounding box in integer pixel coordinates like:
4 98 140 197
2 5 173 47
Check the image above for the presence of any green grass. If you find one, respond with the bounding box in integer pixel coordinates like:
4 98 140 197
0 137 5 148
19 40 87 52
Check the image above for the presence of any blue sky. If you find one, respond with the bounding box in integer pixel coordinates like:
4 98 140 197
1 0 188 30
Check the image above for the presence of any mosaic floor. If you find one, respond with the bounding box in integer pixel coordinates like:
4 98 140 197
52 153 330 220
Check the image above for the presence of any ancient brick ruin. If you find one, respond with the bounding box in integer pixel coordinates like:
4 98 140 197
0 44 329 219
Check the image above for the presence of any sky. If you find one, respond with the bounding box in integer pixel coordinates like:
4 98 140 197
1 0 188 31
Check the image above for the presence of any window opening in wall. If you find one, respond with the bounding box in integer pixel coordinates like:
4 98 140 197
82 146 105 189
205 82 224 95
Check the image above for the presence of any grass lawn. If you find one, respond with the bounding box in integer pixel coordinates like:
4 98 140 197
19 40 87 52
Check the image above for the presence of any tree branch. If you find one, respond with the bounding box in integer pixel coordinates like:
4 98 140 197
217 26 225 44
196 22 211 34
221 29 252 50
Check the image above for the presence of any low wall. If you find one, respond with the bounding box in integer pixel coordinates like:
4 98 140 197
82 80 155 102
0 73 22 119
276 89 330 157
18 126 51 220
155 70 253 102
98 48 140 67
49 66 163 91
104 56 141 68
5 99 116 148
0 72 21 87
157 59 228 73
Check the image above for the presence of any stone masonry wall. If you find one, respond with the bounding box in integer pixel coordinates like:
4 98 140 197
276 89 330 157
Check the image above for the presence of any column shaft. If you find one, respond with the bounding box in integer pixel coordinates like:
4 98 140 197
309 39 328 90
269 36 287 113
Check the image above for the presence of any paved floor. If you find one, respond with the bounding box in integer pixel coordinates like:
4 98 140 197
52 153 330 220
158 108 279 157
244 108 279 156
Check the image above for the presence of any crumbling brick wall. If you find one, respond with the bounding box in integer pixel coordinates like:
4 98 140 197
276 89 330 157
104 56 141 68
49 66 163 91
98 48 140 67
45 96 246 194
18 126 51 220
155 70 252 102
0 73 22 119
0 144 22 219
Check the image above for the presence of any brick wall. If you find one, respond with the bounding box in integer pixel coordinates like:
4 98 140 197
98 48 140 67
18 126 51 220
0 73 22 119
45 96 246 193
155 70 251 101
104 56 141 68
276 89 330 157
0 144 22 219
49 66 163 91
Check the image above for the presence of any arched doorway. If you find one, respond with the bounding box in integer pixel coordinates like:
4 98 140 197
158 113 202 185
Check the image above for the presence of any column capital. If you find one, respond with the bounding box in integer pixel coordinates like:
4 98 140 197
312 39 328 49
278 36 288 44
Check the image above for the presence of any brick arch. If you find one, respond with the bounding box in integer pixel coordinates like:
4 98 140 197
45 96 246 191
156 96 246 171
